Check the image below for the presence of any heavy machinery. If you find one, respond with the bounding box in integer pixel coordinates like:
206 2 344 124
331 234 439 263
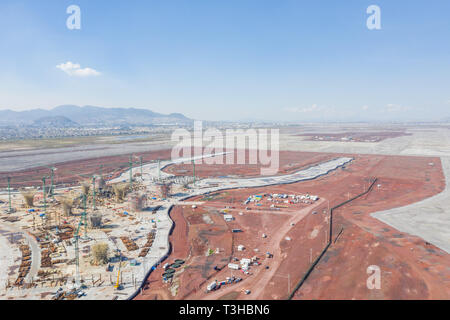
114 250 123 290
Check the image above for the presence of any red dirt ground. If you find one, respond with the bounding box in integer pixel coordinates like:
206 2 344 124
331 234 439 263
135 204 234 300
1 148 324 188
293 156 449 299
164 150 338 178
5 147 447 299
0 149 174 189
139 152 449 300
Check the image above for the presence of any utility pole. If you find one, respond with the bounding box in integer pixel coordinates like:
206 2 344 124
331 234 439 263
7 177 11 213
192 160 196 184
273 273 291 296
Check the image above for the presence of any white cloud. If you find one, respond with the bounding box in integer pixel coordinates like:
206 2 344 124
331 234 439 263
56 61 101 77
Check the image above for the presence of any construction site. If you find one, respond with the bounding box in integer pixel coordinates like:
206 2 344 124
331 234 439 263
1 127 450 300
0 153 195 300
133 150 449 300
2 0 450 307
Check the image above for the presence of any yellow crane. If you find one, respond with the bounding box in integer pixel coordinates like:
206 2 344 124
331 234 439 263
114 250 122 290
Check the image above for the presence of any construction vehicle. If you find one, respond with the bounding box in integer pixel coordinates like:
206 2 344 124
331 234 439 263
114 269 121 289
114 250 123 290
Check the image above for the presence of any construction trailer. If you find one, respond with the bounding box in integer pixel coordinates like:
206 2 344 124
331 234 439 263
228 263 240 270
223 214 234 222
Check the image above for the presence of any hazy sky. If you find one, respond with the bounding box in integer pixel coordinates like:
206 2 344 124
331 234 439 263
0 0 449 122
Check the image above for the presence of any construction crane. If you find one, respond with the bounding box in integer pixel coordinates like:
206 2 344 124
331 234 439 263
114 251 123 290
74 220 81 288
114 269 120 289
103 234 122 290
128 154 145 190
128 155 133 191
67 154 149 207
92 176 96 211
80 154 144 192
73 194 88 288
66 169 100 212
44 166 57 198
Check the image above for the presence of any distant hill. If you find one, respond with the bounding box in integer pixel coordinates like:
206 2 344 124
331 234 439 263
32 116 79 128
0 105 192 126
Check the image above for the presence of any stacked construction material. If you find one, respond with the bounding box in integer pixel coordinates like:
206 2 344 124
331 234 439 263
120 236 138 251
52 258 67 264
58 225 74 241
39 241 56 268
138 232 155 257
41 249 52 268
37 270 51 278
15 244 31 286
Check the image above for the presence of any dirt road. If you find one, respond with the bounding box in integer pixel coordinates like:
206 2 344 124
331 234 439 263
194 199 326 300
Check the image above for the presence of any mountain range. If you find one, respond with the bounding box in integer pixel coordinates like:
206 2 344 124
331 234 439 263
0 105 192 127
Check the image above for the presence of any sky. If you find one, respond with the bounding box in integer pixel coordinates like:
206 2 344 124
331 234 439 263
0 0 449 122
